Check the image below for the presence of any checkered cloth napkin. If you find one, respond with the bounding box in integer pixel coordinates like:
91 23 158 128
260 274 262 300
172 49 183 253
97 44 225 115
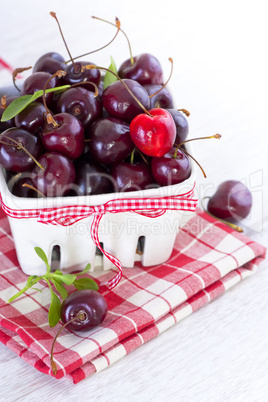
0 207 266 384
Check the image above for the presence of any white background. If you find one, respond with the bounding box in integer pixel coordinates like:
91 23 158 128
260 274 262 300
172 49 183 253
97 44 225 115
1 0 268 400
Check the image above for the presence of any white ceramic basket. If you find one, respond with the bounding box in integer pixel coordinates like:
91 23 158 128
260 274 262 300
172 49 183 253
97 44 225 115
0 152 196 276
0 84 197 276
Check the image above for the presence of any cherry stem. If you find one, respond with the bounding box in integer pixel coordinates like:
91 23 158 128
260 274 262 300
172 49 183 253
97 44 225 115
7 172 21 190
7 172 45 197
173 146 179 159
182 148 207 178
42 70 66 127
50 11 79 72
178 108 190 117
22 183 46 198
0 136 44 170
1 95 7 109
70 81 99 97
201 196 243 232
148 58 173 99
66 17 121 63
92 16 134 65
136 148 149 165
176 134 221 149
130 149 135 164
82 64 152 116
8 172 21 187
50 311 87 375
12 66 32 92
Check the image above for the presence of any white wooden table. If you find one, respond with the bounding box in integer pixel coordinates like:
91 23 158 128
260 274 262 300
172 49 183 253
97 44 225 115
1 1 267 400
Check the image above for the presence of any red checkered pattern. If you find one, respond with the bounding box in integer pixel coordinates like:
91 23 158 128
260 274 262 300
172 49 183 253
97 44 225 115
0 187 198 290
0 206 266 383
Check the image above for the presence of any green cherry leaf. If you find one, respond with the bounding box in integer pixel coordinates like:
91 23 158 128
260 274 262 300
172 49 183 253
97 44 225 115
73 277 99 291
48 291 62 327
34 247 48 264
31 287 42 292
1 85 70 122
25 275 35 287
51 278 68 300
103 56 118 90
52 273 76 286
75 263 91 276
34 247 51 273
8 276 41 303
53 269 63 276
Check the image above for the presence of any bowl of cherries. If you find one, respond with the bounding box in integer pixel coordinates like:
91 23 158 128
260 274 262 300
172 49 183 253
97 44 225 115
0 14 201 278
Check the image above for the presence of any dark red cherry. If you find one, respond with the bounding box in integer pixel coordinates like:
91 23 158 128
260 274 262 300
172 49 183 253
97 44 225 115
21 72 57 107
98 80 104 99
7 172 37 198
111 161 154 192
102 79 150 123
63 61 101 91
60 290 108 331
143 84 174 109
0 128 42 172
151 148 191 186
70 157 114 196
31 152 75 197
33 52 66 75
42 113 84 160
166 109 189 144
15 102 46 136
87 117 134 164
130 108 176 157
207 180 252 221
118 53 163 86
56 87 102 129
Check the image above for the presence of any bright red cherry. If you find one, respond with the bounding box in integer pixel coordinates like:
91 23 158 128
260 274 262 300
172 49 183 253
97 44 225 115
129 108 176 157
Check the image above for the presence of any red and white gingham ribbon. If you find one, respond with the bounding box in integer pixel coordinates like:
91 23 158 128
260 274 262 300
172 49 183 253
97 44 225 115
0 186 198 290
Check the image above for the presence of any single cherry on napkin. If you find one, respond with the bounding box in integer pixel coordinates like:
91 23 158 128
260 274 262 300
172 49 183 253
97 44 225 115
207 180 252 221
50 290 108 375
60 290 108 331
130 108 176 157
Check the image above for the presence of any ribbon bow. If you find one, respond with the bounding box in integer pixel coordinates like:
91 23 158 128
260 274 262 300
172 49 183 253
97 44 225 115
1 186 198 290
